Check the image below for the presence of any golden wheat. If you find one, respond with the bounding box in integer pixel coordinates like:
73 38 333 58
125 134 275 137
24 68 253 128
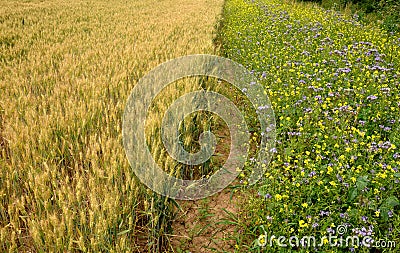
0 0 223 251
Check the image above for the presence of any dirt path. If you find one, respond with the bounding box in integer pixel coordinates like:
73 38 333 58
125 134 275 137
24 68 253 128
169 187 242 252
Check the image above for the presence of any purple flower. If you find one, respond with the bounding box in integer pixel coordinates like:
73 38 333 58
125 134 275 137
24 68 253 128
364 237 374 246
380 87 390 93
327 227 335 234
261 72 267 78
258 105 269 111
304 108 313 113
308 171 316 177
266 126 274 132
338 67 351 73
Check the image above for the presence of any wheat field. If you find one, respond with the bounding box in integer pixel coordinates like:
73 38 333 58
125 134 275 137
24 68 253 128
0 0 224 251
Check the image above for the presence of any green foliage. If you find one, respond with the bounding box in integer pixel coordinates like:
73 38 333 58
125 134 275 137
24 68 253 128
220 0 400 251
300 0 400 32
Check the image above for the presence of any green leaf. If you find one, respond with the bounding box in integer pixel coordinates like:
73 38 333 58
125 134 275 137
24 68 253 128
379 196 399 221
348 187 358 201
117 229 131 236
356 175 369 190
383 196 399 208
381 206 390 221
170 198 183 212
258 185 269 196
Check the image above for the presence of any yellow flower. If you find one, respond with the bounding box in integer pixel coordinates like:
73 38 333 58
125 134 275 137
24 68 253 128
302 203 308 208
377 172 387 179
299 220 308 228
258 234 266 245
